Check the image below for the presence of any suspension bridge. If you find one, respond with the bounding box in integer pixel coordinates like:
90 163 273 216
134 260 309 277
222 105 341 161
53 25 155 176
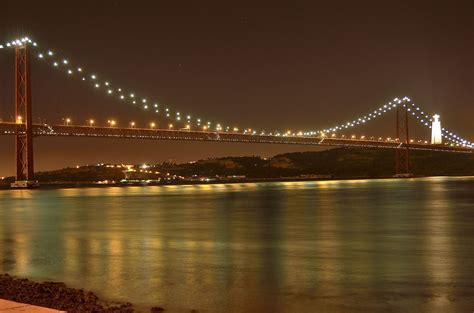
1 37 472 187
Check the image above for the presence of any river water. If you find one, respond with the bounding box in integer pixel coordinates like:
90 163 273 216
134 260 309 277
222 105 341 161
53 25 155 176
0 177 473 313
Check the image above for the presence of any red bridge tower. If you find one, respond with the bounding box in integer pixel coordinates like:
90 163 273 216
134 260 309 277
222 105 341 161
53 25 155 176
394 105 412 177
12 43 38 188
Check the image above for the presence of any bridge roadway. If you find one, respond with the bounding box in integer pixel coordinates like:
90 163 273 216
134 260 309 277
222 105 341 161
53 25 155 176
0 122 472 153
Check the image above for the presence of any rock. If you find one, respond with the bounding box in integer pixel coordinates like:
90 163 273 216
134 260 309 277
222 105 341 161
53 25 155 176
0 273 141 312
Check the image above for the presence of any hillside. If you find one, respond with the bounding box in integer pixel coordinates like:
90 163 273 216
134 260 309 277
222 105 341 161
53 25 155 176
2 147 473 183
158 147 474 178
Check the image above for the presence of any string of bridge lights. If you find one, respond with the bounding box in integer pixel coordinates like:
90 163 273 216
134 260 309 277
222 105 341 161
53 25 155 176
306 97 408 136
1 36 472 148
306 96 472 148
1 36 238 133
407 103 473 147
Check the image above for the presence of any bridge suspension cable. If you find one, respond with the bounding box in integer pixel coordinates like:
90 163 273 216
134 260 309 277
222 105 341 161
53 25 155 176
1 36 240 134
1 36 472 148
312 96 472 148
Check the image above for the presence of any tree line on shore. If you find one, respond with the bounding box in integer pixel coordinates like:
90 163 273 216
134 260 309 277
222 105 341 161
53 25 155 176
3 147 474 183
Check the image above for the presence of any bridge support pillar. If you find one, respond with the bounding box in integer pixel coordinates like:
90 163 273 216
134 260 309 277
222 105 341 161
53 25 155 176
394 104 412 178
12 44 38 188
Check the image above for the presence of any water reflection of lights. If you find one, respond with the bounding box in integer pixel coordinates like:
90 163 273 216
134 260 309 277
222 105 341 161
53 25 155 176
64 237 80 275
108 238 124 256
7 189 36 199
14 234 29 273
425 183 453 309
0 177 471 312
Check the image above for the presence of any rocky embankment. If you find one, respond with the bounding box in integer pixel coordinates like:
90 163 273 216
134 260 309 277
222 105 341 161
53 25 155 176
0 274 167 312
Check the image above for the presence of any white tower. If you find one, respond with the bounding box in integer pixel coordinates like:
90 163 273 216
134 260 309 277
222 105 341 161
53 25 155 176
431 114 442 144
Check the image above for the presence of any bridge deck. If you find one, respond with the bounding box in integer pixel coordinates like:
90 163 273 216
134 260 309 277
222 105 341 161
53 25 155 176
0 122 471 153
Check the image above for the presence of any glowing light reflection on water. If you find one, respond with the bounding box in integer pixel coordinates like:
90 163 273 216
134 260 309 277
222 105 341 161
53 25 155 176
0 177 473 313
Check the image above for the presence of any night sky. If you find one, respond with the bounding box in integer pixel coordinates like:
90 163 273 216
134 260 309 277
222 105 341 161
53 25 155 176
1 1 473 176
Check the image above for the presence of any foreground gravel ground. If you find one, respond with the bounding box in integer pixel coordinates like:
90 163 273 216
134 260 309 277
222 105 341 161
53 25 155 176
0 274 166 312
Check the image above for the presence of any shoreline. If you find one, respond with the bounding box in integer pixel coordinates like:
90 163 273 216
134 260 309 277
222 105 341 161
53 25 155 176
0 274 175 313
0 274 143 313
1 174 473 190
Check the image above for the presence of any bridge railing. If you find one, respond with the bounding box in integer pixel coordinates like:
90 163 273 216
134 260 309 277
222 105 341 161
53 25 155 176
1 122 471 153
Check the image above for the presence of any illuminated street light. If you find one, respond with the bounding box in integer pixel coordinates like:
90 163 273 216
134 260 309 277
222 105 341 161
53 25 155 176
150 122 156 129
107 120 116 127
89 119 95 127
129 121 136 128
168 124 173 129
16 116 22 124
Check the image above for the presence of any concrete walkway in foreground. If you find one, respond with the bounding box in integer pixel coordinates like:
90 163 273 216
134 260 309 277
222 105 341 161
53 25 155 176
0 300 65 312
